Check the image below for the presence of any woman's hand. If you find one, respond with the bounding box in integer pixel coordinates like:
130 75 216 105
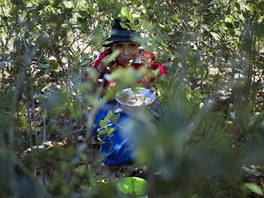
139 76 149 86
148 86 156 94
139 77 156 94
97 56 117 74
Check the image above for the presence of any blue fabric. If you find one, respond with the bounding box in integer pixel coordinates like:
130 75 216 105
94 101 134 165
94 100 161 165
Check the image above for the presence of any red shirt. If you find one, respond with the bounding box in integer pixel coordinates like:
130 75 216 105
93 48 166 87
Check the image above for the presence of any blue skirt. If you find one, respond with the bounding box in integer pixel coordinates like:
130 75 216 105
93 101 134 165
93 101 161 165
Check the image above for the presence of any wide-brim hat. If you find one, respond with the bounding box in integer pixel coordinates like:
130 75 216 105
103 18 141 47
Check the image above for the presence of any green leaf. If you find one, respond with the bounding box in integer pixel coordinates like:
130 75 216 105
97 137 103 144
244 4 254 13
225 16 234 24
99 118 108 128
121 7 129 17
106 127 114 136
21 115 28 129
116 177 147 196
38 63 51 69
110 113 120 123
244 183 263 196
201 23 209 31
210 32 220 41
101 50 120 65
235 2 240 10
99 111 113 128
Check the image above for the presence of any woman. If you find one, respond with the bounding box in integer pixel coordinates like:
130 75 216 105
92 18 165 165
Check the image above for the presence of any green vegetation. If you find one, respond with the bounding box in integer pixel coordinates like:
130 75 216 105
0 0 263 197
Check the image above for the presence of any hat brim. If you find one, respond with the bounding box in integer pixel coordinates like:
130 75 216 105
102 30 141 47
102 36 141 47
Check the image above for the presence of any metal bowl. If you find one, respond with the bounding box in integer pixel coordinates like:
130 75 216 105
115 87 156 108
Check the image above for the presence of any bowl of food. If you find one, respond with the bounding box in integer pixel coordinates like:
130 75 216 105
115 87 156 110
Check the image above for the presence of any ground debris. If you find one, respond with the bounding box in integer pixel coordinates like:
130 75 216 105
242 165 264 197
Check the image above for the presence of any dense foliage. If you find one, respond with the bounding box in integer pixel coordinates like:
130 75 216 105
0 0 263 197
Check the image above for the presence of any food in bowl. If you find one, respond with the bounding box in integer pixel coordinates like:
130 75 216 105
115 87 156 107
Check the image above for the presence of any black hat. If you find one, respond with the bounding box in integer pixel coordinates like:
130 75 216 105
103 18 140 47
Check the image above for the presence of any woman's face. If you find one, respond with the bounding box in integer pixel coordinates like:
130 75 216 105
111 41 140 65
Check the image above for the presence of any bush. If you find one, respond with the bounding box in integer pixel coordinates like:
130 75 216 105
0 0 263 197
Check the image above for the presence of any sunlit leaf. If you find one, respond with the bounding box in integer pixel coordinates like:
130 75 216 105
200 23 209 31
110 113 120 123
116 177 147 196
20 115 28 129
210 32 221 41
120 7 130 18
244 183 263 196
